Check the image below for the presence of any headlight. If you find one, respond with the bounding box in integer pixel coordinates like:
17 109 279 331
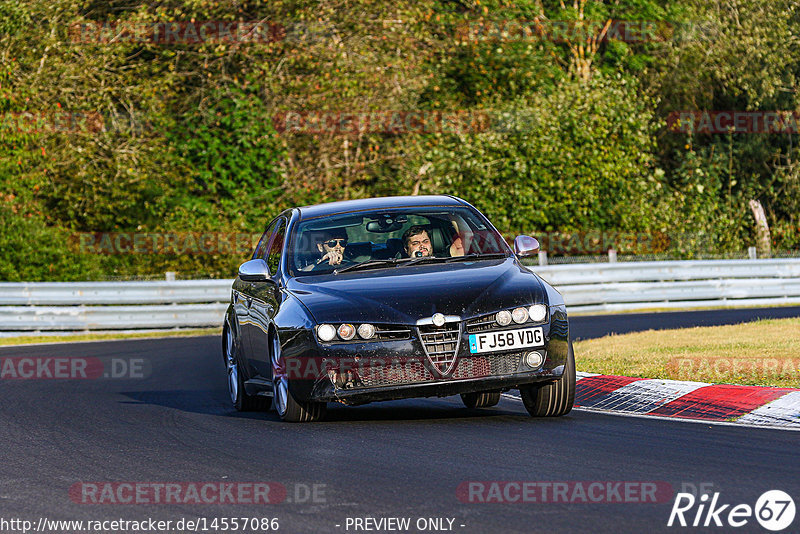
528 304 547 322
337 323 356 340
357 323 376 339
317 324 336 342
512 307 529 324
496 310 512 326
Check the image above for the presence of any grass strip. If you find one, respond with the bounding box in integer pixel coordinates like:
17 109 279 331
574 317 800 388
0 328 221 347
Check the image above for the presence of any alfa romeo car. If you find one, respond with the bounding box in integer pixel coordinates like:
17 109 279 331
222 195 574 422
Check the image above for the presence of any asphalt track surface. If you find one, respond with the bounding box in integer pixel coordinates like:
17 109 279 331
1 307 799 534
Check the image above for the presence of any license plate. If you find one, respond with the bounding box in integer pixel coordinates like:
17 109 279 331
468 327 544 354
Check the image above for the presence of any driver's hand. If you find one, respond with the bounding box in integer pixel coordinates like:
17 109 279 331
318 249 344 266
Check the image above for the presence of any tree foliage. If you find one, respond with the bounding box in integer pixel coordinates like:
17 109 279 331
1 0 798 280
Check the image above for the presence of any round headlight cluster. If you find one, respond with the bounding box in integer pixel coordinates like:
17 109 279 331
317 324 337 342
337 324 356 340
496 310 512 326
494 304 547 327
357 323 376 340
317 323 377 342
528 304 547 322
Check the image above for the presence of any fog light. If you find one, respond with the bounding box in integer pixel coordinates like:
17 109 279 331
496 310 512 326
358 323 376 339
317 324 336 342
528 304 547 322
512 307 529 324
525 351 543 368
337 323 356 340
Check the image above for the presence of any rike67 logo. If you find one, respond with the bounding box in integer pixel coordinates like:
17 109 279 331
668 490 796 531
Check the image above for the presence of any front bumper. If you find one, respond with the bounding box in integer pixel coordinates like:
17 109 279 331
283 308 570 405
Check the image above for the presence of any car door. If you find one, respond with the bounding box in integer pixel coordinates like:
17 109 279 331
237 219 278 369
247 217 286 378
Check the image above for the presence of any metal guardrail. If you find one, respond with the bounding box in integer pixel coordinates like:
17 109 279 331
0 280 230 305
530 258 800 312
0 280 231 332
0 258 798 331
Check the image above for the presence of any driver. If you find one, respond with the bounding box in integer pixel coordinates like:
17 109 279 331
402 225 432 257
403 222 468 258
301 228 349 270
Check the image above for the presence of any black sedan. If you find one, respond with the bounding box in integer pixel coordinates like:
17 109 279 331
223 195 574 422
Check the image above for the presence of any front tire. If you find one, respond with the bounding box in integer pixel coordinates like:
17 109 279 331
461 391 501 409
224 323 270 412
519 340 576 417
271 334 327 422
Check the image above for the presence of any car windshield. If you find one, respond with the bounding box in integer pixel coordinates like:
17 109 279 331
287 206 510 276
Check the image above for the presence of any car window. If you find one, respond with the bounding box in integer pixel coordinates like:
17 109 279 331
288 206 509 276
266 218 286 274
253 218 278 260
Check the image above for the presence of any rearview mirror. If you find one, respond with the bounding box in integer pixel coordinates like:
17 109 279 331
514 235 540 257
238 259 270 282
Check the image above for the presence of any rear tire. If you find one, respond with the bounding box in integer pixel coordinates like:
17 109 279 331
519 340 576 417
461 391 501 409
271 334 327 422
224 323 271 412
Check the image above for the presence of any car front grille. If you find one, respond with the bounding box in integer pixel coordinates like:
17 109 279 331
417 322 461 375
354 352 523 388
465 315 497 333
373 325 412 341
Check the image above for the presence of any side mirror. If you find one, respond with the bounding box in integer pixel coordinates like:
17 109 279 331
514 235 540 257
238 259 270 282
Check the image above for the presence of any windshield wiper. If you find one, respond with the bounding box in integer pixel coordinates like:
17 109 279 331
404 252 508 267
444 252 508 262
403 255 451 266
334 252 507 273
334 258 406 274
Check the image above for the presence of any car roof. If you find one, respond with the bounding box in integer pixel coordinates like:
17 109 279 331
296 195 467 220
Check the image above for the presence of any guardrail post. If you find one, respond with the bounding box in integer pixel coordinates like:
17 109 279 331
608 249 617 263
165 271 176 281
538 250 548 266
748 247 757 260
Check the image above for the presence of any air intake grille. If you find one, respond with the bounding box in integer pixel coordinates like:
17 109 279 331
466 315 497 333
417 322 461 375
353 353 523 388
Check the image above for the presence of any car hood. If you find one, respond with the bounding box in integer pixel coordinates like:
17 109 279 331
286 257 547 324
